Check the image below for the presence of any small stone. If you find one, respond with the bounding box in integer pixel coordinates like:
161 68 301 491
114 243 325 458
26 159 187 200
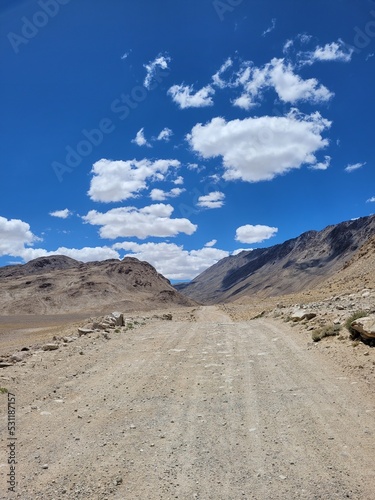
42 464 49 469
42 344 59 351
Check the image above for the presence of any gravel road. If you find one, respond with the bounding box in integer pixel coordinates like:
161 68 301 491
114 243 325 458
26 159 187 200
1 306 374 499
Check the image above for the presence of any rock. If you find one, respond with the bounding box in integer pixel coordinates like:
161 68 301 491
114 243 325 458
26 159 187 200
290 309 317 321
362 291 370 298
11 352 27 363
111 312 124 326
42 344 59 351
351 315 375 341
0 362 13 368
78 328 94 336
162 313 173 321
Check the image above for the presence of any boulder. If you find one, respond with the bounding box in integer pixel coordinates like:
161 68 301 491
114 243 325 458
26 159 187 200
290 309 317 322
111 312 124 326
351 315 375 341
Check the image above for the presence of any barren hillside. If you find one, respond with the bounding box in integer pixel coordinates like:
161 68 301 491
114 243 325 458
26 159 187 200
0 256 196 315
176 215 375 304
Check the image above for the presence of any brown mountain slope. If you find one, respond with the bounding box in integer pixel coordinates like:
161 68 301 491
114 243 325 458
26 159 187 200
0 256 196 315
176 215 375 304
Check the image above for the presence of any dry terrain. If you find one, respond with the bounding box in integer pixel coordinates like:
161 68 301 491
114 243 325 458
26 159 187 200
1 306 374 499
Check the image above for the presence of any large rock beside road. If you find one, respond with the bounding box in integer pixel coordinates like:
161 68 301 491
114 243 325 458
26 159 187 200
351 315 375 342
290 309 317 322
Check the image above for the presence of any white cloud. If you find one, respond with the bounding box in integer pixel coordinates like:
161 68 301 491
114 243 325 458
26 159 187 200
83 204 197 240
283 39 294 54
121 50 131 60
173 176 184 185
143 54 171 89
232 248 253 255
0 216 38 257
168 84 215 109
366 53 374 61
150 187 185 201
310 155 331 170
132 128 151 147
345 162 366 173
187 111 331 182
197 191 225 209
262 18 276 37
235 224 278 244
88 158 180 203
212 57 233 88
205 239 217 247
268 58 333 103
49 209 72 219
300 40 353 65
21 246 120 263
157 127 173 141
112 241 229 280
232 58 333 107
367 197 375 203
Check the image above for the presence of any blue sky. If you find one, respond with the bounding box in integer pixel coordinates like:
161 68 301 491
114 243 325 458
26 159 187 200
0 0 374 280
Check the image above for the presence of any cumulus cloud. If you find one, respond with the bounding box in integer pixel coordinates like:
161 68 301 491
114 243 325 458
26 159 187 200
367 197 375 203
0 216 38 257
113 241 229 280
173 176 184 185
345 162 366 173
49 209 72 219
132 128 151 147
83 204 197 240
144 54 171 89
187 111 331 182
150 187 185 201
300 40 353 65
88 158 180 203
157 127 173 141
235 224 278 244
211 56 333 108
197 191 225 209
21 246 120 263
168 84 215 109
268 58 333 104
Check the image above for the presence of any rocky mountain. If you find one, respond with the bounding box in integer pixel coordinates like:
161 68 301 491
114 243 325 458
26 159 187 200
176 215 375 304
0 256 196 315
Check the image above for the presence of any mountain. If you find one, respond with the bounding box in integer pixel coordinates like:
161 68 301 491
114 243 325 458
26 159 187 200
175 215 375 304
0 256 196 315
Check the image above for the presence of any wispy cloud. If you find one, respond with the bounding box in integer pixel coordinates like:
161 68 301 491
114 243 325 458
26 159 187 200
49 209 72 219
366 196 375 203
132 128 151 147
121 50 131 60
262 18 276 37
345 162 366 173
144 54 171 89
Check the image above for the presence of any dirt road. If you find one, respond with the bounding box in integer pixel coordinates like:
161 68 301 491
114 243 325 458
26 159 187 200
1 306 374 499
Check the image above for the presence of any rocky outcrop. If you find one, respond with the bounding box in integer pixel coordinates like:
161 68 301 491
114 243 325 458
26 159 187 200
351 315 375 343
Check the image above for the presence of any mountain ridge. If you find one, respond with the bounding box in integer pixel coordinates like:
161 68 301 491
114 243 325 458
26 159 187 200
175 214 375 304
